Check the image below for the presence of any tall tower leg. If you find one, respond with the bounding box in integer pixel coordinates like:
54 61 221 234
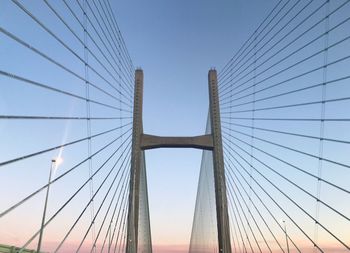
208 69 232 253
126 69 144 253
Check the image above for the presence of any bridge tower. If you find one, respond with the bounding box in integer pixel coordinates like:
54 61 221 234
126 69 231 253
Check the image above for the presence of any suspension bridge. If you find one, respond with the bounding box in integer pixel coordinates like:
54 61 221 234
0 0 349 253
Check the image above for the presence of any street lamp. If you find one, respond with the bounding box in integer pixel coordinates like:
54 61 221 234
37 158 62 253
282 220 290 253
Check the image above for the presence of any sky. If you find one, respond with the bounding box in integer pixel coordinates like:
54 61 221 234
1 0 349 253
109 0 281 249
0 0 279 251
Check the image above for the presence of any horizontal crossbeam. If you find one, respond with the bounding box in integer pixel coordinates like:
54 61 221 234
140 134 214 150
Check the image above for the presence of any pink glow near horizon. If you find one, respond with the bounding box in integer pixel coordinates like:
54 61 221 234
1 237 349 253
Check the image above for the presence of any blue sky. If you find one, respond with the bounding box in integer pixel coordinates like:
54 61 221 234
0 0 280 250
1 0 349 252
110 0 281 246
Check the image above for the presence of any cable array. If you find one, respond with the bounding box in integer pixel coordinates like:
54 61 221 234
189 116 219 253
2 0 350 252
219 0 350 252
0 0 134 252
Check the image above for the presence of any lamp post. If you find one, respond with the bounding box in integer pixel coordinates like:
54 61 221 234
37 158 59 253
282 220 290 253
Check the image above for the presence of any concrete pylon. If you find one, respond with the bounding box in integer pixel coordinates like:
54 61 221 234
126 69 231 253
126 69 144 253
208 69 232 253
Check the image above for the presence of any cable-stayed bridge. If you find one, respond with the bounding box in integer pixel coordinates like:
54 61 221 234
0 0 350 253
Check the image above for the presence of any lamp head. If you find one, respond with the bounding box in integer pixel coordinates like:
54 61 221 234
52 157 63 166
